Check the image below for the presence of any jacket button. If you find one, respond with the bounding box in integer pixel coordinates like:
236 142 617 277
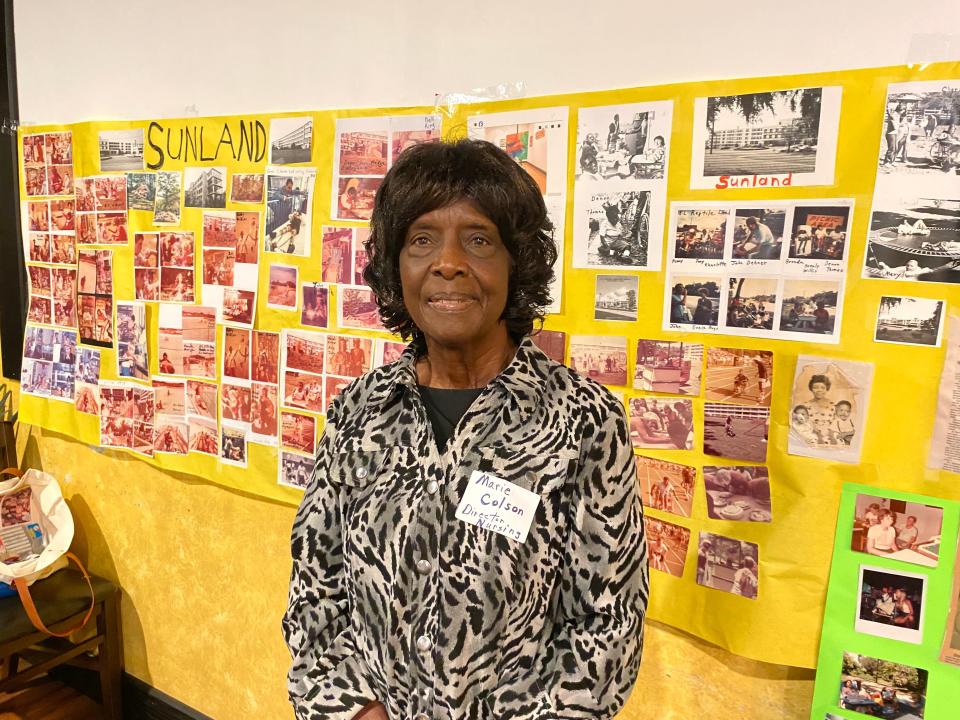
426 480 439 495
415 559 431 575
415 714 429 720
355 466 368 480
416 635 432 652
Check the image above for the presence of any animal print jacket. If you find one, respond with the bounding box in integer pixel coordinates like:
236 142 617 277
283 337 648 719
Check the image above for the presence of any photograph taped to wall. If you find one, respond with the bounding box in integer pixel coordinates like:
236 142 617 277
153 170 181 226
788 356 873 464
705 347 772 407
573 188 655 271
219 425 248 468
22 131 73 197
635 455 695 517
154 414 189 455
188 416 219 456
230 172 264 204
703 465 771 522
530 329 566 365
664 273 721 332
281 411 316 455
321 226 353 284
696 532 759 599
183 167 227 209
264 166 315 256
249 382 279 446
785 204 850 275
98 129 143 171
874 296 945 347
267 264 298 310
942 537 960 665
116 300 148 381
594 274 638 321
220 379 251 426
301 283 329 329
469 107 568 313
703 403 769 463
269 116 313 165
850 493 943 569
722 276 778 337
839 652 928 718
185 379 217 420
568 334 627 386
279 450 314 490
634 340 702 396
157 303 216 379
855 565 926 644
629 397 694 450
338 286 385 332
152 378 185 416
126 172 155 211
645 517 691 577
690 85 841 189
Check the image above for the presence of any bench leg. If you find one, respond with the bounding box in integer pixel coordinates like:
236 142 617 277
97 593 123 720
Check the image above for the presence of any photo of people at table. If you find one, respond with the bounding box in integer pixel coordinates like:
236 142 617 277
839 652 928 719
851 493 943 568
629 397 694 450
856 566 925 644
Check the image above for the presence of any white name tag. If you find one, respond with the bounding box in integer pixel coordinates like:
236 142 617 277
455 470 540 543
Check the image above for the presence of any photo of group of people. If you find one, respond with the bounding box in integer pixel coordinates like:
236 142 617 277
280 329 372 414
851 493 943 569
574 190 654 270
787 205 850 270
789 356 873 464
23 198 76 274
20 326 78 400
634 340 702 396
705 347 772 406
635 456 695 516
703 465 771 522
629 397 694 450
201 211 259 326
133 231 196 302
230 173 265 204
839 652 928 718
75 175 128 245
856 566 926 644
666 276 720 329
645 517 691 578
279 450 314 490
568 335 628 386
696 532 759 599
77 248 114 349
99 382 155 456
333 114 439 221
22 131 73 197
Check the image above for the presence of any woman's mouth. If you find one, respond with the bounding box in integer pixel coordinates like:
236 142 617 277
427 293 476 312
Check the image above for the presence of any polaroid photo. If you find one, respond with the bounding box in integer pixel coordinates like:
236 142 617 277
283 329 326 377
851 493 943 568
729 208 786 268
154 414 189 455
188 416 219 456
220 380 252 427
635 455 695 517
269 117 313 165
321 226 353 283
594 274 639 322
99 129 144 171
264 166 315 256
185 379 217 421
703 403 769 463
338 286 385 332
26 296 51 325
279 450 314 490
788 356 873 464
778 279 843 343
785 204 851 275
722 276 779 336
324 335 373 378
281 411 316 455
696 532 759 599
690 86 841 189
703 466 771 522
530 329 566 365
663 274 722 332
249 382 280 446
153 170 182 226
874 296 945 347
855 565 926 644
219 425 248 468
251 331 280 384
373 339 408 368
629 398 694 450
572 187 657 270
230 173 265 204
301 283 329 329
152 379 185 416
282 369 325 413
669 207 730 268
704 348 772 406
568 335 628 386
632 339 704 396
223 326 251 380
267 264 298 310
839 652 928 718
126 172 156 211
645 517 691 578
183 167 227 209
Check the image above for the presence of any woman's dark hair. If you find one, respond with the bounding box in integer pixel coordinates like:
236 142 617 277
362 138 556 340
808 374 831 391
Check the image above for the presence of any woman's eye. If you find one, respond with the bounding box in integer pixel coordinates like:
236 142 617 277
410 235 431 247
470 235 490 246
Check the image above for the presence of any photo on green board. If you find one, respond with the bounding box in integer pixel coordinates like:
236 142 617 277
838 652 927 718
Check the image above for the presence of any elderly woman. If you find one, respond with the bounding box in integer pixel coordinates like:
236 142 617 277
283 139 647 720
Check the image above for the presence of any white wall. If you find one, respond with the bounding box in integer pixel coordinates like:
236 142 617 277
13 0 960 124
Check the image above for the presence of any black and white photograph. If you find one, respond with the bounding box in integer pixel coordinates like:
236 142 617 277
875 296 945 347
594 274 638 321
666 275 721 328
731 209 785 261
696 532 759 599
672 208 728 261
691 86 841 189
724 277 778 333
269 117 313 165
99 129 144 171
876 81 960 176
573 189 652 269
788 205 850 263
183 167 227 209
863 186 960 283
856 566 926 644
279 450 314 490
575 102 672 181
779 279 842 339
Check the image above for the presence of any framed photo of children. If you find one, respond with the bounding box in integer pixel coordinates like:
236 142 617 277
788 355 873 464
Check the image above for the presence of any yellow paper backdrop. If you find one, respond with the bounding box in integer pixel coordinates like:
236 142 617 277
16 61 960 669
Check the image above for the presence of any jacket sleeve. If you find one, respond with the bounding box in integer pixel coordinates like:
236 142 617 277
487 395 649 719
282 399 377 720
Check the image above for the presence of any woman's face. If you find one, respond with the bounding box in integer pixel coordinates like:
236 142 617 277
811 382 828 400
399 199 512 350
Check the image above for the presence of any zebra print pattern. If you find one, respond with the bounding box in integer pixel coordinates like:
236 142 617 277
283 336 648 719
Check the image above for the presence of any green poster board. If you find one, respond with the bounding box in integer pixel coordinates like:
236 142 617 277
811 482 960 719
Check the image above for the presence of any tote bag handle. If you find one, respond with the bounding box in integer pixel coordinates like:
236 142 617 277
12 552 96 637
